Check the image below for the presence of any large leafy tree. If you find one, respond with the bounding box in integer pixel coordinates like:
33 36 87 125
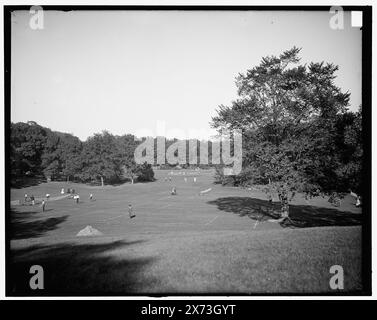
211 47 353 218
79 131 123 186
117 134 155 184
10 121 48 178
333 106 363 194
58 133 83 182
40 131 83 181
123 160 155 184
41 131 62 179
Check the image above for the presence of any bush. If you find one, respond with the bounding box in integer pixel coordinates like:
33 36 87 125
137 162 155 182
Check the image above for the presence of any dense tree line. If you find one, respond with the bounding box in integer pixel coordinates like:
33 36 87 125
212 48 363 202
10 122 154 186
10 123 217 186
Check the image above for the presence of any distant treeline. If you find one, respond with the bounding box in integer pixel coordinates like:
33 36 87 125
10 121 218 187
10 121 150 186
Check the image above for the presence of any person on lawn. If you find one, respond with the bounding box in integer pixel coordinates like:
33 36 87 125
128 204 135 218
356 196 361 207
30 194 35 206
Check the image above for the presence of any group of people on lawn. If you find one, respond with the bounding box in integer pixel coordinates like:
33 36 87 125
23 188 136 219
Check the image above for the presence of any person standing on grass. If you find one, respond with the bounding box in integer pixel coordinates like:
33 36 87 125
128 204 135 218
356 196 361 207
89 193 93 201
267 191 273 203
41 200 46 212
75 194 80 204
24 193 28 204
30 194 35 206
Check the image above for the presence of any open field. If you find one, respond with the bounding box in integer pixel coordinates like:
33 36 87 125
9 169 362 295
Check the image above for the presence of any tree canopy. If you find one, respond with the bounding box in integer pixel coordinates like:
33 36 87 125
212 47 361 197
10 123 155 186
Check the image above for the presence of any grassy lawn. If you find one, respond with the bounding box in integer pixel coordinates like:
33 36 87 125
8 169 363 295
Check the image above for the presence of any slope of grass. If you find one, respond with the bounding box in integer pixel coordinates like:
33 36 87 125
9 169 363 295
10 227 361 294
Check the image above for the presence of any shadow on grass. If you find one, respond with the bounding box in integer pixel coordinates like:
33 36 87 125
207 197 362 228
11 176 46 189
9 239 157 295
10 209 68 240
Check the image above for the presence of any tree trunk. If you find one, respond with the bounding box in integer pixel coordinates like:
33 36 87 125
66 175 69 183
101 176 104 187
279 189 290 219
281 202 289 219
131 177 134 184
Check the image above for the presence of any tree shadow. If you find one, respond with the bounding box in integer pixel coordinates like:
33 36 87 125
11 176 46 189
8 239 157 295
10 209 68 240
207 197 362 228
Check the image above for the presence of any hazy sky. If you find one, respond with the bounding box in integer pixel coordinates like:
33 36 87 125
11 10 362 141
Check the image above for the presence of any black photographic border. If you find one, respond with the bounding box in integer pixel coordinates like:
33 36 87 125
3 5 372 298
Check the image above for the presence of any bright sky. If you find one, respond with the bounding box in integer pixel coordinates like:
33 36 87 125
11 10 361 141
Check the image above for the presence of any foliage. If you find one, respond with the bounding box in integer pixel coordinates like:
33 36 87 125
10 123 154 185
10 121 48 178
211 47 361 204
